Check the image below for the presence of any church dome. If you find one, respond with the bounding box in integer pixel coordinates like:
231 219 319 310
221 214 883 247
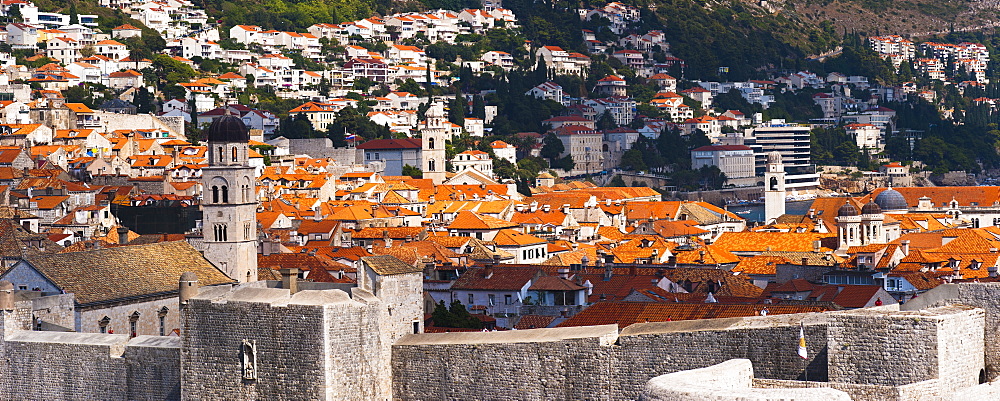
207 114 249 143
837 202 858 217
874 188 907 211
861 201 882 215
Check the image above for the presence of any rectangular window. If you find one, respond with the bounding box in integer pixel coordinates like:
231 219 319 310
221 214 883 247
488 294 495 306
505 295 512 305
468 294 474 305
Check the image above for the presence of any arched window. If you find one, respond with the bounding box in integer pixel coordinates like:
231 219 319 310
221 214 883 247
222 186 229 203
428 159 436 172
211 186 219 203
99 316 110 334
232 146 238 162
158 307 168 336
428 137 435 149
129 311 140 338
218 147 223 163
769 177 778 191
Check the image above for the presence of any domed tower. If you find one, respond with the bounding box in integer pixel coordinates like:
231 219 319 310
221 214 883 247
835 201 861 251
860 201 884 245
874 187 908 212
202 114 258 283
763 151 785 224
422 102 448 185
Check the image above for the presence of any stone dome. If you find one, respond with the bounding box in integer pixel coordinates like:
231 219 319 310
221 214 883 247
837 202 858 217
207 114 249 143
766 151 782 164
861 201 882 215
874 188 907 211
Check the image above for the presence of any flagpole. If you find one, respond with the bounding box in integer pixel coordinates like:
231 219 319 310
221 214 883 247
798 322 808 382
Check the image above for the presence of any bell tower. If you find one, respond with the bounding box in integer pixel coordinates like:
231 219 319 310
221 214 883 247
422 102 448 185
763 151 785 224
202 114 258 283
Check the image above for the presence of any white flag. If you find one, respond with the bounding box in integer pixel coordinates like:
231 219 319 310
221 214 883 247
798 323 808 359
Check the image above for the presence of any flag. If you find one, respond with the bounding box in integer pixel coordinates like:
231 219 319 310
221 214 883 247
798 323 808 359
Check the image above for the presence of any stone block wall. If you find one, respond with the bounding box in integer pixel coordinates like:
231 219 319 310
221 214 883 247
642 359 851 401
180 287 329 401
901 283 1000 380
181 286 397 401
0 330 180 401
392 314 830 401
827 305 984 388
124 336 181 401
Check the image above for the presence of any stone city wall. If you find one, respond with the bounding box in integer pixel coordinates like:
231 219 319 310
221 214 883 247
642 359 851 401
180 285 397 401
753 378 942 401
392 313 830 401
901 283 1000 380
0 329 180 401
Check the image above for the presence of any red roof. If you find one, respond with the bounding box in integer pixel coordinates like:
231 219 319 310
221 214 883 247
558 302 831 327
451 267 540 291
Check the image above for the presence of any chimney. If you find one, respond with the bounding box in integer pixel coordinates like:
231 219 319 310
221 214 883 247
557 268 569 278
0 280 13 311
314 207 322 222
515 203 525 212
562 204 570 214
280 268 299 294
262 237 272 256
429 194 436 204
543 204 550 212
901 240 910 256
812 240 821 253
801 257 809 266
116 226 129 245
484 267 494 279
529 202 538 212
603 263 613 281
179 272 199 306
990 264 998 278
492 254 501 266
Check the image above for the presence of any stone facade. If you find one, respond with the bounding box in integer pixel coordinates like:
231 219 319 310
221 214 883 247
180 283 414 401
827 305 984 388
0 282 999 400
393 315 831 400
642 359 851 401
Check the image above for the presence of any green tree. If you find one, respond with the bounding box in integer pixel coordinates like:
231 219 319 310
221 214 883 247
430 300 483 329
133 87 154 114
68 2 79 25
540 132 564 161
620 149 647 171
449 95 465 127
472 95 486 120
402 164 423 178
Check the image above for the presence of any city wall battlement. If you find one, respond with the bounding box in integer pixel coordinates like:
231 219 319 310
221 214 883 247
0 282 996 400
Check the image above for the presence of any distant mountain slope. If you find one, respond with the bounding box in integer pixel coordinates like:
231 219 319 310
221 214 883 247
775 0 992 38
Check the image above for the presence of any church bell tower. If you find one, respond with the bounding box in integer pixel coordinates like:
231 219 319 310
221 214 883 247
763 151 786 224
422 102 448 185
202 114 258 282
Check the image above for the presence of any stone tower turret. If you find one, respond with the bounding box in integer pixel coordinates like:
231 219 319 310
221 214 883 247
202 114 258 283
763 151 785 224
422 102 448 185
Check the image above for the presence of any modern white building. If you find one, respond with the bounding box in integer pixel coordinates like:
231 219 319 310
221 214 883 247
690 145 755 187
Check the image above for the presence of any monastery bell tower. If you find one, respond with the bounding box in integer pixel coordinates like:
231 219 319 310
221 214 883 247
202 114 258 283
422 102 448 185
763 151 786 224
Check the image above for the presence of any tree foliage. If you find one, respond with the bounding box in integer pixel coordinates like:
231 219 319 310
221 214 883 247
430 300 483 329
